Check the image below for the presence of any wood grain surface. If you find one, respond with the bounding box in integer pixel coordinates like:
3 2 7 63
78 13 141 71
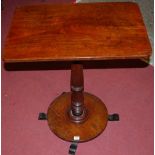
70 64 86 123
47 92 108 142
3 2 151 62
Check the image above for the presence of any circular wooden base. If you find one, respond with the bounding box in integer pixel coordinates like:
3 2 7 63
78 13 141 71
47 92 108 142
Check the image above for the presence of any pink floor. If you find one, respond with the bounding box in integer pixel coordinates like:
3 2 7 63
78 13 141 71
2 1 154 155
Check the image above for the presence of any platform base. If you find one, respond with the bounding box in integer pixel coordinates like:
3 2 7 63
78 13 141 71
47 92 108 142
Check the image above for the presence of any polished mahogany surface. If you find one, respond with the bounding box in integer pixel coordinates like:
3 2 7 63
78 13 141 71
3 2 151 62
47 92 108 142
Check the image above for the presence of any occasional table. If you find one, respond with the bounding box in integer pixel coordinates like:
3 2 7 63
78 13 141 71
3 2 151 143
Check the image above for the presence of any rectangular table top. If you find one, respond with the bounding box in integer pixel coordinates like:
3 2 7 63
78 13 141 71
3 2 152 62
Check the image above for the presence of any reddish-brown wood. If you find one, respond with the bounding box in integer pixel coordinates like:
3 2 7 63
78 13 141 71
47 92 108 142
3 2 151 63
69 63 86 123
3 2 152 143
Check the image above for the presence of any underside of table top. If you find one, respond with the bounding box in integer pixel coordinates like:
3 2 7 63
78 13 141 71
3 2 152 63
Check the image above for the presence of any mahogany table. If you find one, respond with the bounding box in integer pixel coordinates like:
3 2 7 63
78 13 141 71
3 2 151 143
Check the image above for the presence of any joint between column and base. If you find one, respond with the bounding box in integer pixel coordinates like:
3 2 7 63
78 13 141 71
69 107 87 123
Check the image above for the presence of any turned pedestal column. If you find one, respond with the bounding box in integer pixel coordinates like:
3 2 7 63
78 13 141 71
69 63 86 123
47 63 108 142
